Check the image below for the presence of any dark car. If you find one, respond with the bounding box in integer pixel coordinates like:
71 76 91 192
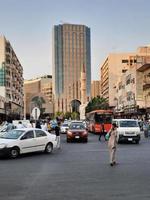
66 122 88 143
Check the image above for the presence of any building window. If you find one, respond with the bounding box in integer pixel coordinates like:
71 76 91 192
0 67 5 86
122 59 128 63
126 74 131 85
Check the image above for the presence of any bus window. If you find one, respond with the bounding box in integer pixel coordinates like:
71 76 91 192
95 114 103 123
104 116 112 124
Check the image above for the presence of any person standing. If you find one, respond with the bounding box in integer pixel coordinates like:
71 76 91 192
55 122 61 149
27 120 35 128
35 120 41 129
41 120 48 131
17 121 25 129
143 120 149 138
99 123 107 141
108 123 118 166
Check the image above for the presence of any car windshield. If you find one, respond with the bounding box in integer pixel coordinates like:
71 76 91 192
119 121 138 127
70 123 85 130
0 130 25 139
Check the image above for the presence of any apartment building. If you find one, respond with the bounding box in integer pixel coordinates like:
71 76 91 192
114 46 150 116
0 36 23 119
100 53 135 107
91 80 101 98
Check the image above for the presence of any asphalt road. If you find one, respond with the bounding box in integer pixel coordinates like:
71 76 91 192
0 133 150 200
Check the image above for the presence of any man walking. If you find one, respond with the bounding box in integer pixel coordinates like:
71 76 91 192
55 122 61 149
108 123 118 166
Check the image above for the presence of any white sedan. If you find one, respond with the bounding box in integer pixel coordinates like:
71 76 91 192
0 128 57 158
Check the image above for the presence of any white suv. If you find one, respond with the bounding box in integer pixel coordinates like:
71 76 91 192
113 119 141 144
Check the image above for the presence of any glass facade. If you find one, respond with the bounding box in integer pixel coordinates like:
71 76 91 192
53 24 91 112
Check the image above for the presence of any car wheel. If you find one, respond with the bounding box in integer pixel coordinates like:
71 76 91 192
45 143 53 154
83 138 88 143
9 147 20 158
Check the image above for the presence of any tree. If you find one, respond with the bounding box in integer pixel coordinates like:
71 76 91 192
64 112 71 119
71 112 80 120
55 111 64 119
85 96 109 113
31 96 46 115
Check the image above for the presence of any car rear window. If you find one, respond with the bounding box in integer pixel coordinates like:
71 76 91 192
70 123 85 130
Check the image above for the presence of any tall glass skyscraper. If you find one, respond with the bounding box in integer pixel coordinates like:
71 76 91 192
53 24 91 112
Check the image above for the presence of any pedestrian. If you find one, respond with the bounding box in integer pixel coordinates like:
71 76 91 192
6 118 15 131
27 120 35 128
41 120 48 131
35 120 41 129
108 123 118 166
55 122 61 149
99 123 107 141
143 120 149 138
17 121 25 129
47 121 51 133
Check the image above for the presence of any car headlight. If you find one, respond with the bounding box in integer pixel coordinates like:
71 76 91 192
0 144 7 149
117 131 124 135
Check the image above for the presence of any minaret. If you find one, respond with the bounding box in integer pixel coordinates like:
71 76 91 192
81 64 87 104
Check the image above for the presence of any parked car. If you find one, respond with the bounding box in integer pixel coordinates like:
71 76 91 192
113 119 141 144
60 123 69 134
0 128 57 158
66 121 88 143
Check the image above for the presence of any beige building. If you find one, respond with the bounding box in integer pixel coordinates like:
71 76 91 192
100 53 135 107
53 24 91 113
91 80 101 98
24 75 53 119
137 55 150 110
0 36 23 119
114 46 150 116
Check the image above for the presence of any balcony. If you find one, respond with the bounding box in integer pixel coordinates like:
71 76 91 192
143 83 150 90
137 57 150 72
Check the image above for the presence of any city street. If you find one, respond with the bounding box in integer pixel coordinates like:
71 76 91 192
0 133 150 200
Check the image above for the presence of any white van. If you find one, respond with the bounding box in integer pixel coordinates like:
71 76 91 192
112 119 141 144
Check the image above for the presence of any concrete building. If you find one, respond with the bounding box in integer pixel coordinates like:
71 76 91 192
0 36 23 119
137 55 150 117
24 75 53 119
114 46 150 117
100 53 135 107
53 24 91 113
91 80 101 98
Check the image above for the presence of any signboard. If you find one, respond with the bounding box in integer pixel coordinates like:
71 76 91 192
31 107 40 120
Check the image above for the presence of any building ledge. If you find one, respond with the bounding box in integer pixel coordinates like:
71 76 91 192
143 83 150 90
137 63 150 72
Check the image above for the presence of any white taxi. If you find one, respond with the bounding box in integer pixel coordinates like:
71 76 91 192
0 128 57 158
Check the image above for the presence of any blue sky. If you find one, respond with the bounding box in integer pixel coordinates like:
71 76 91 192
0 0 150 80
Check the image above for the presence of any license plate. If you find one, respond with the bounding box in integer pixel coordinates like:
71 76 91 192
75 136 80 139
128 138 133 141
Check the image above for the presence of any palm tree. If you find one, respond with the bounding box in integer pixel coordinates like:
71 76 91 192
86 96 109 113
31 96 46 115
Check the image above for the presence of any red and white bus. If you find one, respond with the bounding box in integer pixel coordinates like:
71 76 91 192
86 109 113 134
